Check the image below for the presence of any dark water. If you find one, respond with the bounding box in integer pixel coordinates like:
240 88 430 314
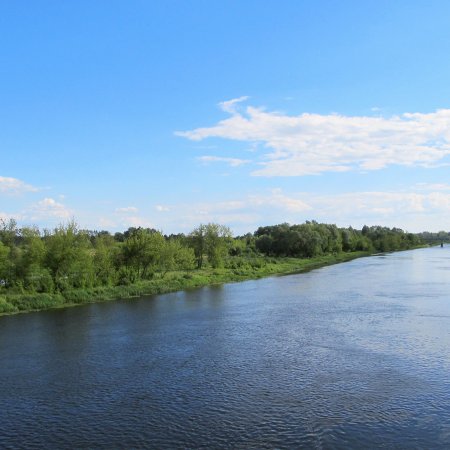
1 247 450 449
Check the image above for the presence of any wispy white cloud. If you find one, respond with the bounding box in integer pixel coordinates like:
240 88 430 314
219 96 249 114
247 189 311 213
121 216 154 228
0 176 39 194
152 190 312 233
15 185 444 235
98 217 117 228
113 206 154 228
0 211 24 222
138 187 450 234
178 100 450 176
29 197 71 220
414 182 450 191
197 155 251 167
115 206 139 213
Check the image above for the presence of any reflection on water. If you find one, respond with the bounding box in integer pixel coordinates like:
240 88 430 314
1 247 450 448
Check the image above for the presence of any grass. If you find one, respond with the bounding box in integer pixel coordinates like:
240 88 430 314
0 252 370 316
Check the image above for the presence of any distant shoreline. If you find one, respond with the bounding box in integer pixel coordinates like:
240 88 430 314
1 251 375 317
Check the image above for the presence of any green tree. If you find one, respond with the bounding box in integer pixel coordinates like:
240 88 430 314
189 223 233 268
121 228 165 280
204 223 233 268
93 233 118 285
0 241 11 286
45 221 94 290
18 227 53 292
189 224 207 268
159 239 195 276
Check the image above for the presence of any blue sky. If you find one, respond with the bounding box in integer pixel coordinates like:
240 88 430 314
1 0 450 234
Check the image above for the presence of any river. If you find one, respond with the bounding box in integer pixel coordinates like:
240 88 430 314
1 247 449 449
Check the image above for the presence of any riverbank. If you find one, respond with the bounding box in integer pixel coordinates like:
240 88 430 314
0 251 371 316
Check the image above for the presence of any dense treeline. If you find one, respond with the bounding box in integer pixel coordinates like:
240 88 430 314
416 230 450 245
254 222 422 257
0 218 422 305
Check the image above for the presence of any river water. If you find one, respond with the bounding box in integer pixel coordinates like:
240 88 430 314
1 247 449 449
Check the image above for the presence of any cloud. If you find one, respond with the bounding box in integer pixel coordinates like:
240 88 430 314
98 217 117 228
112 206 155 228
310 192 430 218
155 205 170 212
247 189 311 213
219 96 249 114
0 212 24 222
30 197 71 220
197 156 251 167
0 176 39 194
414 182 450 191
146 186 450 234
166 190 312 233
194 191 311 216
178 101 450 176
121 216 154 228
115 206 139 213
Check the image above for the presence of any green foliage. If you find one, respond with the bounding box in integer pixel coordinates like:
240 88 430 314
0 216 425 315
189 223 233 268
160 239 196 275
0 241 11 284
416 230 449 245
94 233 118 285
121 228 165 280
44 221 95 290
24 265 54 293
254 221 418 257
0 295 17 313
7 293 65 311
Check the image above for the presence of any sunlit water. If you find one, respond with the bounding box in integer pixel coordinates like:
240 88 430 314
1 247 449 449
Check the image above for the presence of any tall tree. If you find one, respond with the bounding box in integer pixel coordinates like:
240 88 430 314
190 223 232 268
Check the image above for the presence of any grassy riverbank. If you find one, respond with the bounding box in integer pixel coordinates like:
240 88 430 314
0 251 370 316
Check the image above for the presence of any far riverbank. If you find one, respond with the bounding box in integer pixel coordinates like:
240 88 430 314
0 251 372 316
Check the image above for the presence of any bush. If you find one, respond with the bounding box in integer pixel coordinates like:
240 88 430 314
8 293 65 311
24 266 54 293
0 296 17 314
63 289 92 304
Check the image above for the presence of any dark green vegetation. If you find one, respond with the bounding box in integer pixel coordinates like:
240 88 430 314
417 230 450 245
0 218 424 315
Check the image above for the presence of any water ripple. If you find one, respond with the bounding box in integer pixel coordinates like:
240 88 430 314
1 247 450 448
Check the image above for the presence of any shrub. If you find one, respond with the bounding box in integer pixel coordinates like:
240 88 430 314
8 293 65 311
0 296 17 314
63 289 92 304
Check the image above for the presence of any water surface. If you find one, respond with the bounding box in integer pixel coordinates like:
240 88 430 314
1 247 449 448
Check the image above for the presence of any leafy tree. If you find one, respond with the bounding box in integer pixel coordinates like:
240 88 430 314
45 221 94 290
121 228 165 280
190 223 232 268
93 233 118 285
0 241 11 286
189 224 207 268
204 223 233 268
159 239 195 276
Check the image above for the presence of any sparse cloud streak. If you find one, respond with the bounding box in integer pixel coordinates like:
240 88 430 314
197 155 250 167
29 197 71 220
115 206 139 213
0 176 39 194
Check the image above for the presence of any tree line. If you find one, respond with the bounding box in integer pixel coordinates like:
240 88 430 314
0 218 423 295
416 230 450 245
254 222 422 257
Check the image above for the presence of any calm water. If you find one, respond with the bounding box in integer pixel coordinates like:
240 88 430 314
1 247 450 449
